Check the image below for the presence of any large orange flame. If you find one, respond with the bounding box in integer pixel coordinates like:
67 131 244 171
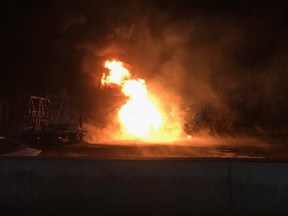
101 59 163 138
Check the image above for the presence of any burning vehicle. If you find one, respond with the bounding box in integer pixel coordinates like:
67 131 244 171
101 60 163 138
99 59 183 142
99 59 233 140
0 95 85 144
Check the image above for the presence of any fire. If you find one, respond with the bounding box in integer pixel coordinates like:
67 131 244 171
101 60 130 86
101 59 163 138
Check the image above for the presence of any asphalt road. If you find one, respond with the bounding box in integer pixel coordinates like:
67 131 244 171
35 136 288 160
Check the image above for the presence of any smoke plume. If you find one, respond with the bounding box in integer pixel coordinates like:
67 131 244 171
2 0 288 138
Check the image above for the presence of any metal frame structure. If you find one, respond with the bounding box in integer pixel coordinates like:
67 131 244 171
28 96 51 131
1 95 85 144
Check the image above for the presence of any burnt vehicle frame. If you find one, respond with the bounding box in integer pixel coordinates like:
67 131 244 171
0 95 85 144
183 103 232 135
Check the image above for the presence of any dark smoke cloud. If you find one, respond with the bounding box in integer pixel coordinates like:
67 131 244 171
2 0 288 133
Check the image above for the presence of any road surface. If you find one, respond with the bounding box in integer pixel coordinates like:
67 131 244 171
34 136 288 160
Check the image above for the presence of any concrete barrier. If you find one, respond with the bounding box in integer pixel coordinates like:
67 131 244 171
0 158 288 216
231 161 288 216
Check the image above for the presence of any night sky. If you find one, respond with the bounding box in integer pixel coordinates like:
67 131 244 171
2 0 288 131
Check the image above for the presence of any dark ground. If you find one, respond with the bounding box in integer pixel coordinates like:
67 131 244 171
28 136 288 160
